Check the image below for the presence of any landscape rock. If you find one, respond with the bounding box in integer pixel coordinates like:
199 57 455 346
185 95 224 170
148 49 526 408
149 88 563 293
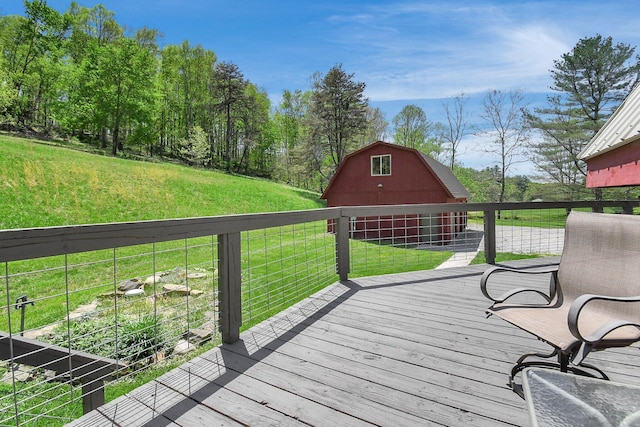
124 288 145 297
1 364 33 383
187 272 207 280
150 351 165 364
144 274 163 285
162 284 204 296
68 301 98 320
162 268 186 283
118 279 142 292
162 284 190 296
42 370 58 380
187 325 215 342
98 291 125 299
173 339 195 355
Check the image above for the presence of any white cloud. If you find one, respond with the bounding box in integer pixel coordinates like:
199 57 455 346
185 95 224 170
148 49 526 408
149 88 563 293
321 2 576 101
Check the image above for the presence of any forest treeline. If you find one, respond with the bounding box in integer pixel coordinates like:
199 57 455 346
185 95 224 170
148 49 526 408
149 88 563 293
0 1 385 191
1 1 640 201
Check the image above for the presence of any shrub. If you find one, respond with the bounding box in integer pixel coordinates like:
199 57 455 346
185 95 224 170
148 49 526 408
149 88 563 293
45 315 166 364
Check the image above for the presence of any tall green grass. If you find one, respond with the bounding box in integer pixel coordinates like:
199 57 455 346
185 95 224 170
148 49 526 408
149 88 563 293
0 134 324 230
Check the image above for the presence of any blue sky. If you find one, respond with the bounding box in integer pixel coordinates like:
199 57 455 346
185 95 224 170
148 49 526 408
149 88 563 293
3 0 640 175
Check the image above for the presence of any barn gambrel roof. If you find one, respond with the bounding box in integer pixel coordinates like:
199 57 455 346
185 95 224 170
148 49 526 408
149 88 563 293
419 153 470 199
321 141 469 200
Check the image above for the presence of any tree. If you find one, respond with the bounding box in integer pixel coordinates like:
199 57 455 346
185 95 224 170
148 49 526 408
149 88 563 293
4 1 71 130
479 89 529 207
178 125 209 166
67 2 122 62
213 61 245 171
551 35 638 124
361 106 388 144
526 35 640 198
55 3 124 144
525 99 590 200
159 41 216 157
510 175 531 201
238 83 271 175
392 104 444 158
441 93 471 169
309 64 368 171
0 60 16 118
392 104 429 149
81 36 157 155
273 89 314 186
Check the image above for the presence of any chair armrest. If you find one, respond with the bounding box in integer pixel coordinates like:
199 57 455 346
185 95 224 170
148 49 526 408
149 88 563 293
480 265 558 304
569 294 640 342
568 294 640 364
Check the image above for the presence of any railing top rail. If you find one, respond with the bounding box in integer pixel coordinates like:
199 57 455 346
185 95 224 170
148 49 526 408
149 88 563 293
0 207 340 262
0 201 637 263
340 200 638 216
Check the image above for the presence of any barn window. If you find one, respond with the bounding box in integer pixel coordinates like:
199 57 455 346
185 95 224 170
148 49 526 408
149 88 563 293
371 154 391 176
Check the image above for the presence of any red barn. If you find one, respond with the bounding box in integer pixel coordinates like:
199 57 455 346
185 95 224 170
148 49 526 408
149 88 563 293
580 83 640 188
321 141 470 243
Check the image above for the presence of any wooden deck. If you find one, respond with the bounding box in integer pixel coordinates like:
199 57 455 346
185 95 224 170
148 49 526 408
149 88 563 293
67 258 640 426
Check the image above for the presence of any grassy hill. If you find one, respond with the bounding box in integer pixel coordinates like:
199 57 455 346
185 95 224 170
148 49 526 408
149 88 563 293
0 134 324 230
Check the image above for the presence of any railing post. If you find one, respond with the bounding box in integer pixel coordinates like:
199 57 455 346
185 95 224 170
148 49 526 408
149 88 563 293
591 202 604 213
218 232 241 343
483 210 496 265
82 380 105 414
622 202 634 215
336 215 350 282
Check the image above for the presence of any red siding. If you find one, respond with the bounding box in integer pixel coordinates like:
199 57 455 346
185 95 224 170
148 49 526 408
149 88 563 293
585 140 640 188
323 142 468 243
323 145 450 207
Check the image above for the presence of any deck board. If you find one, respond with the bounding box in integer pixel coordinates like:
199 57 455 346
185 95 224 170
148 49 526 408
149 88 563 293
67 258 640 426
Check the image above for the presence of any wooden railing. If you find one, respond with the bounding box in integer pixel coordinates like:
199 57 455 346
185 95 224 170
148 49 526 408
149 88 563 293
1 201 637 343
0 200 637 424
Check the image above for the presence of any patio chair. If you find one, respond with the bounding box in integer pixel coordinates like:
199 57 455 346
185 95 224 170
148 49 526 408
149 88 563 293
480 210 640 390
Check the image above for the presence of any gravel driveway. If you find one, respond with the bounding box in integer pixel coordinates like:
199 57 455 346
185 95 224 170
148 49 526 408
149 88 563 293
431 222 565 269
467 222 565 255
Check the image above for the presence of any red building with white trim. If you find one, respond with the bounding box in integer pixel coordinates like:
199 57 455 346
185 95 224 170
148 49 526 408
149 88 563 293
321 141 469 243
580 84 640 188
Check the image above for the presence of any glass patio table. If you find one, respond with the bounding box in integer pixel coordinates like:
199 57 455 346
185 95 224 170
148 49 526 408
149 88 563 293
523 368 640 426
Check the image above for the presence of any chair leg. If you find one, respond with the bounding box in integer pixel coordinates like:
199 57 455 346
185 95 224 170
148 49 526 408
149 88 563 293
509 348 560 395
508 348 609 397
571 362 609 381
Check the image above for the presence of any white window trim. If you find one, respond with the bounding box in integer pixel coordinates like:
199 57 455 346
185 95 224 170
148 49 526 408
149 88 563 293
371 154 392 176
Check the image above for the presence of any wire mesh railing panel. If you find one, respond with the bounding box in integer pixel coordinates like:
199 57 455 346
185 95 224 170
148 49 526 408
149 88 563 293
348 213 470 276
0 256 97 426
489 208 567 256
347 208 574 274
0 236 219 426
241 220 336 329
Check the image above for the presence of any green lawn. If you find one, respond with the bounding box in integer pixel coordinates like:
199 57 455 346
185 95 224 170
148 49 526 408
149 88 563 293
0 134 324 230
468 205 635 229
467 209 570 228
470 251 543 264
